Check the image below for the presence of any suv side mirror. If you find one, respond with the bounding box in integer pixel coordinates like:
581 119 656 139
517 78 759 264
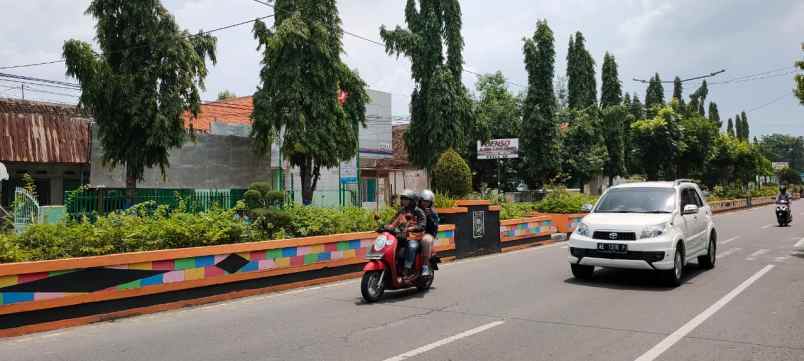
582 203 594 212
683 204 699 215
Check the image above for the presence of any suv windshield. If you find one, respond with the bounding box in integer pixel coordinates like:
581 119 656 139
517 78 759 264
594 187 676 213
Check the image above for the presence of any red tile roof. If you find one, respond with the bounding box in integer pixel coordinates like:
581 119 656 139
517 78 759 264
0 99 90 164
184 96 253 133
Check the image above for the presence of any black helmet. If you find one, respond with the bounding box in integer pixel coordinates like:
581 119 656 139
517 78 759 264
780 184 787 192
400 189 416 201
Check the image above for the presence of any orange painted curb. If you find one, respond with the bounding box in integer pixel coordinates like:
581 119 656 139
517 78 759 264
455 199 491 207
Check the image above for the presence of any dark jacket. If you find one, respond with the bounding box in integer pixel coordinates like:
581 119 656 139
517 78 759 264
777 192 792 203
392 206 427 232
422 207 439 236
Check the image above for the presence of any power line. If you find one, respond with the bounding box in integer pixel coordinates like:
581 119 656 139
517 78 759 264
710 69 798 86
745 93 791 114
710 65 797 85
0 78 82 91
0 14 275 71
0 72 80 88
19 87 80 98
633 69 726 84
248 0 526 89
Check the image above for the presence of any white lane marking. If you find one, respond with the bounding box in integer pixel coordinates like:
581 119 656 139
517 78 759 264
774 256 789 263
746 249 770 261
381 321 505 361
716 248 742 258
561 245 569 249
761 224 774 229
720 236 740 245
634 265 775 361
794 238 804 250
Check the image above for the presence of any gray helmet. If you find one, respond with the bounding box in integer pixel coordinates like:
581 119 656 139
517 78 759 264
400 189 416 201
419 189 435 203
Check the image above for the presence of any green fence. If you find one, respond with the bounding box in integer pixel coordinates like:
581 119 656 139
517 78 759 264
65 188 247 218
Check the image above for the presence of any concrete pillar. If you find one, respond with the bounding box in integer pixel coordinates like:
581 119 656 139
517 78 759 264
50 175 63 205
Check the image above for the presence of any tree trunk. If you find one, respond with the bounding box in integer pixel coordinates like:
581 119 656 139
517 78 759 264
299 158 321 206
125 164 137 208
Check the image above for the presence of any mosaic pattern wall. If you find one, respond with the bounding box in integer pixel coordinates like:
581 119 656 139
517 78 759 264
567 215 585 232
0 229 455 307
500 219 556 242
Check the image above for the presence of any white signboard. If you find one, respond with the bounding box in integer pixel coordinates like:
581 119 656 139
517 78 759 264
772 162 789 170
477 138 519 160
340 158 357 184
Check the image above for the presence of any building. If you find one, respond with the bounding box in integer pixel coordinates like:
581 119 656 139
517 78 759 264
377 123 429 200
0 99 91 207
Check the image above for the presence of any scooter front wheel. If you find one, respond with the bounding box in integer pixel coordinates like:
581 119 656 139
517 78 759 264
361 271 385 303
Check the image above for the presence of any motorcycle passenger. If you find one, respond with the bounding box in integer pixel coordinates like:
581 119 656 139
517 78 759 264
389 189 426 277
418 190 439 277
777 184 793 205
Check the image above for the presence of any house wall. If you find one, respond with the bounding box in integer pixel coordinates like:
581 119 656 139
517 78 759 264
90 130 276 190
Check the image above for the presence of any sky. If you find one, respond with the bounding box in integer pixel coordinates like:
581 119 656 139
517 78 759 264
0 0 802 136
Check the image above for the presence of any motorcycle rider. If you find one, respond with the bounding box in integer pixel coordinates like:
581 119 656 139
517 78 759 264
777 184 793 205
388 189 426 277
418 190 439 277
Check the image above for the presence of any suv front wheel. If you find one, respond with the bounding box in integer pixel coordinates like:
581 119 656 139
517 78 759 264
662 246 684 287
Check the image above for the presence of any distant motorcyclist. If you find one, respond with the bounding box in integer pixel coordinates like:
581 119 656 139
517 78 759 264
388 189 426 277
418 190 439 277
777 184 793 205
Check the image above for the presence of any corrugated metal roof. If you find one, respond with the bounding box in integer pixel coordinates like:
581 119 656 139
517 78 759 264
184 96 253 133
0 99 90 164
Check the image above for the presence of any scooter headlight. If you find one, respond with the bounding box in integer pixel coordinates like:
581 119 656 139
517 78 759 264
373 235 388 251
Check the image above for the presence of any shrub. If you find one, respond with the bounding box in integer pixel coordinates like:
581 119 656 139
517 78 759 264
432 148 472 198
534 188 597 214
500 202 539 220
434 192 457 208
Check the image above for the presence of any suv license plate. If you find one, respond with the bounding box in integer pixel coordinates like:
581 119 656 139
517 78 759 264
598 243 627 253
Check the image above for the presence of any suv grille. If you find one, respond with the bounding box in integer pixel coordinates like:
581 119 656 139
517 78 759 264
570 248 665 263
592 231 637 241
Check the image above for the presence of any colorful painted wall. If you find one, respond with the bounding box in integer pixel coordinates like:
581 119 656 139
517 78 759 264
500 217 557 243
0 226 455 314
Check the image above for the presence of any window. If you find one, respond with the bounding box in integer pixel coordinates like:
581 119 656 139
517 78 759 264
595 187 676 213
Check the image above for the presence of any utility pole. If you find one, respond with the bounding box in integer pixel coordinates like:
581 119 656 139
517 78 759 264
20 83 24 100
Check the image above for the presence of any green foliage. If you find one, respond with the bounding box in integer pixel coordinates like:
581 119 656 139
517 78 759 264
797 43 804 104
644 73 665 117
672 76 684 106
705 134 772 186
736 111 750 141
726 118 735 137
566 32 597 109
600 52 622 108
434 192 457 209
381 0 475 170
708 102 721 128
283 205 390 238
535 189 598 214
500 202 539 220
777 167 802 185
678 114 719 179
559 109 608 186
601 105 628 182
432 149 473 198
631 106 684 180
687 80 708 117
521 20 561 186
217 90 237 100
251 1 369 204
63 0 217 192
757 134 804 171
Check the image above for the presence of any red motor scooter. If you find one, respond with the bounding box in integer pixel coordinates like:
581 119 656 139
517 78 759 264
360 225 439 303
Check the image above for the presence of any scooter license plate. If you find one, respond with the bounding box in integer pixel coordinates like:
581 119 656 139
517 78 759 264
598 243 627 253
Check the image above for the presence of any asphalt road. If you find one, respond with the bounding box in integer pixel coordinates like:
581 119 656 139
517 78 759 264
2 203 803 361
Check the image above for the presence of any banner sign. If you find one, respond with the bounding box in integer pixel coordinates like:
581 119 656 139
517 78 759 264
477 138 519 159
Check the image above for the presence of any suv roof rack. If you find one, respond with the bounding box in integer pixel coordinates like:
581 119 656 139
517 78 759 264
674 179 695 185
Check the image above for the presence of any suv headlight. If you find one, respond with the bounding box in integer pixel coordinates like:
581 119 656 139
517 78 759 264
640 223 669 239
576 223 591 237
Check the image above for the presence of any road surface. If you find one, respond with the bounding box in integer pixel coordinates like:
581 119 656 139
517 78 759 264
2 203 803 361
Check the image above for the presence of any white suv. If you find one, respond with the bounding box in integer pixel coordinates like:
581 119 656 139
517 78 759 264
568 180 717 286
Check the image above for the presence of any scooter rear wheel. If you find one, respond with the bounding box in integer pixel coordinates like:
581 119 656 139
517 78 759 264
415 272 434 291
361 271 385 303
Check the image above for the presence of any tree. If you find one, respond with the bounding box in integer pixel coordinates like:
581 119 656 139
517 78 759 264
381 0 474 170
678 114 719 179
726 118 736 137
708 102 721 128
630 106 684 180
472 72 521 189
600 52 622 108
555 75 569 110
521 20 561 186
777 167 801 185
63 0 217 204
672 76 685 107
217 90 237 100
567 32 597 109
601 105 628 184
431 148 472 198
796 43 803 105
251 0 369 205
644 73 665 117
623 93 632 109
706 135 771 187
740 111 750 141
629 93 645 120
559 109 607 188
757 134 804 171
